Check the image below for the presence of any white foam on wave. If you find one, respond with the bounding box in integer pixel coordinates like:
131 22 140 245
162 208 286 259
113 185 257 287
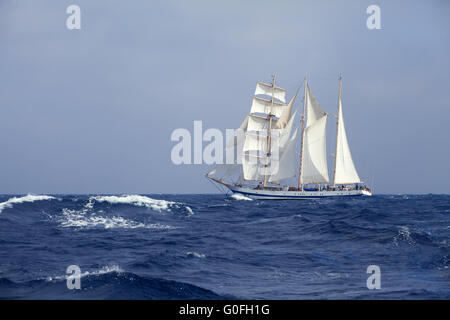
89 195 188 213
231 193 253 201
185 206 194 215
0 194 56 213
59 208 175 230
46 265 123 282
55 196 183 230
393 226 415 246
186 251 206 259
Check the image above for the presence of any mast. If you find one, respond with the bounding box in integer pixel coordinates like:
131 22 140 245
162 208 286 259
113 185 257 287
333 76 342 187
263 75 276 187
297 76 307 189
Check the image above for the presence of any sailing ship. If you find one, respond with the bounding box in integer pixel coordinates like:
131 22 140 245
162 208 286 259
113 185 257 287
206 76 372 199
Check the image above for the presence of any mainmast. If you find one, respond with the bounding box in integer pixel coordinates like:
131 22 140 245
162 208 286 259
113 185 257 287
297 76 307 189
263 75 276 187
333 76 342 187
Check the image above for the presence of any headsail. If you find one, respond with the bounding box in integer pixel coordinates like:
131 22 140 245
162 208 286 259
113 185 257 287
207 115 247 180
333 80 360 185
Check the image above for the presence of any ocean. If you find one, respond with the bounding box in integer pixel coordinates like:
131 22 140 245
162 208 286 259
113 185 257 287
0 194 448 299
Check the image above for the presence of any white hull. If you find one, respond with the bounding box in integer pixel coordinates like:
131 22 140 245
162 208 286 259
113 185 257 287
228 185 372 200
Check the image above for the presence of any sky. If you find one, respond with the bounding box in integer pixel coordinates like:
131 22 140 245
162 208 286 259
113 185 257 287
0 0 449 194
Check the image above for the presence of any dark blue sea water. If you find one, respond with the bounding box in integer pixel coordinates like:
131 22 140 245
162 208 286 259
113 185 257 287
0 194 449 299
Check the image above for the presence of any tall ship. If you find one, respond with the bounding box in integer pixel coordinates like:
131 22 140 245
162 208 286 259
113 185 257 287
206 76 372 199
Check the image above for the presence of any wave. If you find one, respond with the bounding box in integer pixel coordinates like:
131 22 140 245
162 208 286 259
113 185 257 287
230 193 253 201
391 225 437 247
0 268 229 299
90 195 176 212
54 195 189 229
0 194 56 213
89 195 194 214
46 265 123 282
59 208 175 230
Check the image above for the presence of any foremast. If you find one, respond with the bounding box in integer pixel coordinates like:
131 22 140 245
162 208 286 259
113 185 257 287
242 77 294 185
263 75 276 187
207 76 301 189
297 77 307 190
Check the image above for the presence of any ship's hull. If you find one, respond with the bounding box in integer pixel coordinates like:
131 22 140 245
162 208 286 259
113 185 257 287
228 185 372 199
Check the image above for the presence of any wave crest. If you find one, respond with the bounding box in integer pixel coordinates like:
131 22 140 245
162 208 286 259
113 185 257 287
186 251 206 259
59 208 175 230
89 195 193 214
1 269 230 299
46 265 123 282
0 194 56 213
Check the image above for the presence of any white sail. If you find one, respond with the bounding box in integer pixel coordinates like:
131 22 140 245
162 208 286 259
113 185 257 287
209 115 248 179
250 97 285 118
242 131 283 181
244 129 288 152
209 163 239 179
222 115 248 151
268 128 298 182
247 97 295 149
306 86 325 126
278 111 296 151
275 90 298 129
239 115 249 131
334 98 360 184
300 86 329 184
247 114 269 132
243 130 282 182
242 154 264 181
243 122 296 182
240 78 295 182
243 133 268 153
301 115 329 184
255 81 287 103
